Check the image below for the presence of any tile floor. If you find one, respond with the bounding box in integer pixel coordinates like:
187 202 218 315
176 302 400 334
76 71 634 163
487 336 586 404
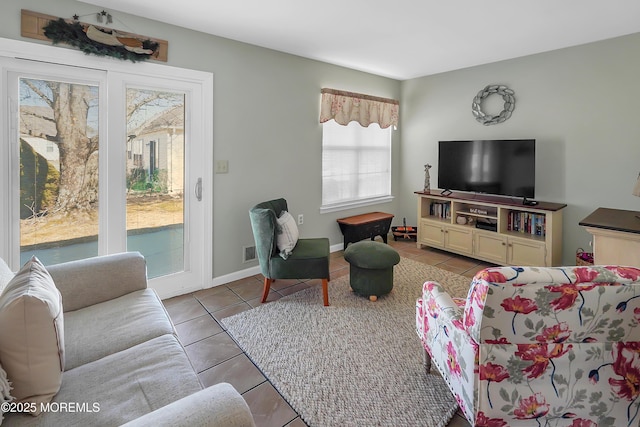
162 239 494 427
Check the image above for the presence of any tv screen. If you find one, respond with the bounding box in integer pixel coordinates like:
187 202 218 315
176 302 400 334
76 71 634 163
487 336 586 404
438 139 536 199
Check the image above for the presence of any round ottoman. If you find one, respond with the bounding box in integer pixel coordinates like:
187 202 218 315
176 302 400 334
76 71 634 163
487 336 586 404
343 241 400 301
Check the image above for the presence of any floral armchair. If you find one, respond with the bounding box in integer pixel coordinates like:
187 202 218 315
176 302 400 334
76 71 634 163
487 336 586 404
415 265 640 427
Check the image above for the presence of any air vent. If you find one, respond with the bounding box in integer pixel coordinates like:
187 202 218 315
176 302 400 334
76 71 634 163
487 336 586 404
243 245 256 263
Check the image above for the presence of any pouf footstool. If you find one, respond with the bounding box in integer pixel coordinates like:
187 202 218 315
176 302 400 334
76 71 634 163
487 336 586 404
343 240 400 301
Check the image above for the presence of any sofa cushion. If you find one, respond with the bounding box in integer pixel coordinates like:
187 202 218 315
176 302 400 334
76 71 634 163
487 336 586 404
0 257 64 413
64 288 175 370
121 383 256 427
0 257 13 293
47 252 148 313
3 334 203 426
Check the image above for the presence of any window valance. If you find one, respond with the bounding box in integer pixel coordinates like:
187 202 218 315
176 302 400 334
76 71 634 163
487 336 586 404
319 88 399 129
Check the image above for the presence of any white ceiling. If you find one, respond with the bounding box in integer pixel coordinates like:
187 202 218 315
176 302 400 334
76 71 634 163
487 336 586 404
80 0 640 80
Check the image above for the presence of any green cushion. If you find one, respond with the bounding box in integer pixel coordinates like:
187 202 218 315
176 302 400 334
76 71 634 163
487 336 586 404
270 238 330 279
343 241 400 269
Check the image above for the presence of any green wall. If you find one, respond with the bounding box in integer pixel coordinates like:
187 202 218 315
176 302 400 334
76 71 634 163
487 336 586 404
5 0 639 277
1 0 401 280
400 33 640 264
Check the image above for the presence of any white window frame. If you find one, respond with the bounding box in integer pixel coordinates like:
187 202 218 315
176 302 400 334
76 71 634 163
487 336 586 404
320 120 393 214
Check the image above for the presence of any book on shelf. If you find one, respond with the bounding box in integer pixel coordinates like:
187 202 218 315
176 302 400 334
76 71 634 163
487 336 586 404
507 211 546 236
429 202 450 219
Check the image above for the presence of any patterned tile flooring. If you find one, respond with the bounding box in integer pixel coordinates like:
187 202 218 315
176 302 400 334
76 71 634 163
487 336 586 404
162 239 493 427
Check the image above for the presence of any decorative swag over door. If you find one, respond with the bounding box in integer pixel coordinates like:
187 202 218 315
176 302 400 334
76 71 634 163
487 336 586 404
319 88 399 129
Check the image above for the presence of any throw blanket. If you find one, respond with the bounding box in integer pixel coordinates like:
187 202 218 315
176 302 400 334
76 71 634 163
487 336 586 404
0 365 13 423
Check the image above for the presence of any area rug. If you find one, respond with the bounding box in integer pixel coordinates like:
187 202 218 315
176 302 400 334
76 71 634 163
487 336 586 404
222 257 471 427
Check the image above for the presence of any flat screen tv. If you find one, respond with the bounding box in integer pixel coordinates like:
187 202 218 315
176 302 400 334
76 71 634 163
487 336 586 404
438 139 536 200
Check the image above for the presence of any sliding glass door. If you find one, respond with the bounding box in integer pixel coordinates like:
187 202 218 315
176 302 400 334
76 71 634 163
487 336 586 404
1 55 211 296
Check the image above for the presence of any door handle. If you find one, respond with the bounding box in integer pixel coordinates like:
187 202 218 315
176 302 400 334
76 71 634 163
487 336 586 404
194 177 202 201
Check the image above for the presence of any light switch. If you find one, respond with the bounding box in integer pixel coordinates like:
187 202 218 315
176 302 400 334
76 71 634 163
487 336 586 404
216 160 229 174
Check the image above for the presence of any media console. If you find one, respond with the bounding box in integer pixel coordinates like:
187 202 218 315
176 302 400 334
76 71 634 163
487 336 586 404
416 191 566 267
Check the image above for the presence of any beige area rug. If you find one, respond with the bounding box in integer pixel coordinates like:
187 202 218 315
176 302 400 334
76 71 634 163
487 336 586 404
222 257 472 427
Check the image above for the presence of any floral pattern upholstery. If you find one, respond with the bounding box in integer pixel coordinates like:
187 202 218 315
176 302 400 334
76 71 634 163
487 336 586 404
415 265 640 427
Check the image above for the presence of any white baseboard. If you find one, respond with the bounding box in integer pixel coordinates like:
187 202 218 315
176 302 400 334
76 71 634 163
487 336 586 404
206 243 344 289
211 264 262 287
153 282 205 300
330 242 344 253
160 244 345 298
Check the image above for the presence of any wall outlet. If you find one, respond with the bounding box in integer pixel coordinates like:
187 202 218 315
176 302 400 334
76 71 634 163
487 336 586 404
297 214 304 225
215 160 229 174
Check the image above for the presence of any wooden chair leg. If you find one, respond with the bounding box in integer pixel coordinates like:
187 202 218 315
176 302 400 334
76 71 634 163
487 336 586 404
261 278 273 303
322 278 329 306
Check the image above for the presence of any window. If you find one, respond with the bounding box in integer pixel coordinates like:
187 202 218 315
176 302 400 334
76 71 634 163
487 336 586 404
321 120 392 212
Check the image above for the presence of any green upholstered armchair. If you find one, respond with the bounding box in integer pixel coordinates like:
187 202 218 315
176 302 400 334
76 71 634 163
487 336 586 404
249 198 330 306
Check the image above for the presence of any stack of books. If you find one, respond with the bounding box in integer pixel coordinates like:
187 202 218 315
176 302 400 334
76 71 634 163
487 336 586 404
429 202 450 219
508 211 546 236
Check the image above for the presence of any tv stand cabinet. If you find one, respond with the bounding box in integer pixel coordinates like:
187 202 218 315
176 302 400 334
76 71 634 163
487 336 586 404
415 191 566 267
579 207 640 266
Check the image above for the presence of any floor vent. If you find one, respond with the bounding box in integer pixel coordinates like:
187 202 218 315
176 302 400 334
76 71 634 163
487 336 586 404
243 245 256 263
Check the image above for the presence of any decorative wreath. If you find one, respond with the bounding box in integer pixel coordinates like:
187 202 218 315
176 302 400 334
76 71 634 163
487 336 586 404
471 84 515 126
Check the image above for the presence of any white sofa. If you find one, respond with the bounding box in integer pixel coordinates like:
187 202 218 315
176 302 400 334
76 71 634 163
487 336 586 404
0 252 255 427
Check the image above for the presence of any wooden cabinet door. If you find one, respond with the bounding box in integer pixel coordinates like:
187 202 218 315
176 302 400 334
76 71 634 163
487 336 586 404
445 226 473 255
420 219 445 248
586 227 640 266
474 232 507 264
508 238 546 266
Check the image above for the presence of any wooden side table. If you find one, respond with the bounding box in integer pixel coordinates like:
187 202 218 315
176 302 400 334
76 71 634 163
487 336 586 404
579 207 640 267
336 212 394 250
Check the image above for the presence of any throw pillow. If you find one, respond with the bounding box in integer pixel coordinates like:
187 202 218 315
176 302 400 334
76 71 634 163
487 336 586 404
276 210 299 260
0 257 13 294
0 256 64 415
